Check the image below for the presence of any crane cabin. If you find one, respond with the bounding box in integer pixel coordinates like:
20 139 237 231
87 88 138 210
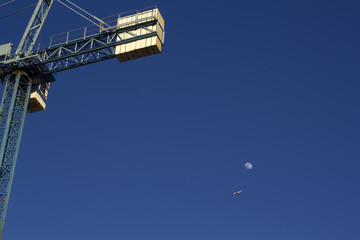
27 83 50 113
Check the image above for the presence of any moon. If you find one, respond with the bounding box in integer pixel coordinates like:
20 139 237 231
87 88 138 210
244 162 253 169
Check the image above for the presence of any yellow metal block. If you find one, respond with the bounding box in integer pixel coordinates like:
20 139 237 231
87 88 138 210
115 8 165 62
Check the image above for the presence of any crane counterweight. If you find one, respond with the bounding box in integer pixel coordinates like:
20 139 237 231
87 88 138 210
115 8 165 62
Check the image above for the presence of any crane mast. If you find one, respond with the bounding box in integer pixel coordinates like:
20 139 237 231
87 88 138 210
0 0 53 237
0 1 164 238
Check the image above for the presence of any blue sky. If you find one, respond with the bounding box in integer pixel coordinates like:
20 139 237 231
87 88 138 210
1 0 360 239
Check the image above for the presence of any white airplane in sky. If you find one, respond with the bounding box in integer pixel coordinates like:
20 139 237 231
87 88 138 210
233 190 242 195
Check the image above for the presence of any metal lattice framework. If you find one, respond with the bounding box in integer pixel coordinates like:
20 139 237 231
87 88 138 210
0 0 54 238
34 20 161 73
1 17 163 76
0 74 31 238
16 0 54 56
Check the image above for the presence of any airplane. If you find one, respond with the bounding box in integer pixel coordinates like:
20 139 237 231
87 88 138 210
233 190 242 195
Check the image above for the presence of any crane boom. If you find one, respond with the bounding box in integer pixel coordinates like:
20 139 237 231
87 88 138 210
0 0 54 238
2 8 164 75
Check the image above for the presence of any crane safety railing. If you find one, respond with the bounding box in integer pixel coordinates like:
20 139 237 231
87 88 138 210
49 5 158 47
0 5 163 75
1 41 48 63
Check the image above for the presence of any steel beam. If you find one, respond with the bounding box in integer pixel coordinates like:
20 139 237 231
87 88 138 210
2 17 164 76
15 0 54 57
0 73 32 239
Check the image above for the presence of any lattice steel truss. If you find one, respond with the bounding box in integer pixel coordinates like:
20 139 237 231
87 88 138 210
37 20 161 73
1 18 163 75
0 74 31 237
16 0 53 56
0 1 53 238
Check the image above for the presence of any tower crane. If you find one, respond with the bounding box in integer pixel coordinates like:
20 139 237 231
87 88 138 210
0 0 165 238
